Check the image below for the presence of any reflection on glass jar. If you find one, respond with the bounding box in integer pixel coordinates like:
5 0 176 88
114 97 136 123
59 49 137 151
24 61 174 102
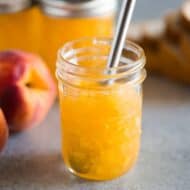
56 38 146 181
38 0 117 76
0 0 39 53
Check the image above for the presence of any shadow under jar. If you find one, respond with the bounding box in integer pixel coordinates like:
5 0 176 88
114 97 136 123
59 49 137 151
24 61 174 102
38 0 117 76
56 38 146 181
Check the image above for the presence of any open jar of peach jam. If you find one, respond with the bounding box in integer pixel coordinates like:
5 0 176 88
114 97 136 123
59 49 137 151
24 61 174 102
0 0 39 53
56 38 146 181
39 0 116 76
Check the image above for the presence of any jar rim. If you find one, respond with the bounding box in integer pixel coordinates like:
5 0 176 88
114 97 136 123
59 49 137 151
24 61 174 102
56 37 146 86
40 0 116 17
0 0 31 14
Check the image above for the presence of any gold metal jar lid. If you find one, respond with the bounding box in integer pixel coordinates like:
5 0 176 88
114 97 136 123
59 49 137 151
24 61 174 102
0 0 32 14
40 0 117 18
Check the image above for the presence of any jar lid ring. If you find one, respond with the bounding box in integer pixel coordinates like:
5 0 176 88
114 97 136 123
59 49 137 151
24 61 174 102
0 0 31 14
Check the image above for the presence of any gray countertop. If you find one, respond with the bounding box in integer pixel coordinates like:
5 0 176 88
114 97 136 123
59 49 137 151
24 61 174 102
1 76 190 190
1 0 190 189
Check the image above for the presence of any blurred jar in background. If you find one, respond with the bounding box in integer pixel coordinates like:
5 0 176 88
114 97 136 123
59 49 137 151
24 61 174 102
38 0 117 75
0 0 39 53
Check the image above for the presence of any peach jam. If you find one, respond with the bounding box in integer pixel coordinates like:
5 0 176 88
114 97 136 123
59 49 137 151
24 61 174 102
0 0 39 53
56 38 146 181
38 0 116 76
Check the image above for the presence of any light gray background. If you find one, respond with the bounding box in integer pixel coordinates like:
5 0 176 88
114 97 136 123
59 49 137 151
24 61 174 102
1 1 190 190
132 0 182 20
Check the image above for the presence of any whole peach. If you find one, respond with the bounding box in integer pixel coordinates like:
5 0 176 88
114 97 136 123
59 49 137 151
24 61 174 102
0 50 56 132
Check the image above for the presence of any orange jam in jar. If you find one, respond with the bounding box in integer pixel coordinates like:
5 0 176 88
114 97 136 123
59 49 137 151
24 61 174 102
0 0 39 53
56 38 146 181
38 0 116 76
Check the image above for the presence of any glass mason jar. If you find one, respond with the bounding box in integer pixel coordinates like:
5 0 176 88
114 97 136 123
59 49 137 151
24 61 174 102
38 0 117 76
0 0 39 53
56 38 146 181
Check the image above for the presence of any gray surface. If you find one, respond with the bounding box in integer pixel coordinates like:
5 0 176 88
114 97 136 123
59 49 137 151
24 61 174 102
1 76 190 190
1 0 190 189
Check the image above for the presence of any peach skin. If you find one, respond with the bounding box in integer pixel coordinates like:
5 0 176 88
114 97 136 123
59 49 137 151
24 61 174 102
0 50 56 132
0 109 8 151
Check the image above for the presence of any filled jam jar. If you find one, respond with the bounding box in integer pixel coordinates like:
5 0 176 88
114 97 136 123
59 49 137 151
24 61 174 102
0 0 39 53
38 0 117 75
56 38 146 180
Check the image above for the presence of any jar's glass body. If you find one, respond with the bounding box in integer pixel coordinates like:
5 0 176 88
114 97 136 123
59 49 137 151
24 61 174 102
39 0 116 76
0 6 39 53
56 38 146 181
